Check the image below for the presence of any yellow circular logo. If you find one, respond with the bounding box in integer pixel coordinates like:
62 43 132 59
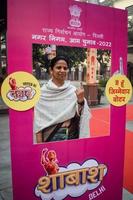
105 74 132 106
1 71 41 111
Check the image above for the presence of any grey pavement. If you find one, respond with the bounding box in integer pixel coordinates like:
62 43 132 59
126 120 133 132
0 113 12 200
0 98 133 199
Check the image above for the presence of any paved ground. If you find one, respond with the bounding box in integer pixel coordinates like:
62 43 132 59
0 114 12 200
0 95 133 200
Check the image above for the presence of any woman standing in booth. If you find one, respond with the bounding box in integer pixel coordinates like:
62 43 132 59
34 55 91 143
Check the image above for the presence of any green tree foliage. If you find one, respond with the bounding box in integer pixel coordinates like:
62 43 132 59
56 46 86 68
32 44 48 67
33 44 87 71
33 44 111 78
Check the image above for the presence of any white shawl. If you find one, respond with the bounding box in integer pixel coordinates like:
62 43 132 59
34 80 91 138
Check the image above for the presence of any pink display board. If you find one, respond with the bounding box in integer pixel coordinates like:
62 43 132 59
7 0 127 199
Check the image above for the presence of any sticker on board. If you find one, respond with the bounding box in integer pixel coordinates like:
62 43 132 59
35 148 107 200
105 74 132 106
1 71 41 111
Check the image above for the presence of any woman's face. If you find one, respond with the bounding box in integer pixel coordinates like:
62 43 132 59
51 60 68 85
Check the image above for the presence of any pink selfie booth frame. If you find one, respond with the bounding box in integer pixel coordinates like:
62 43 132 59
7 0 127 199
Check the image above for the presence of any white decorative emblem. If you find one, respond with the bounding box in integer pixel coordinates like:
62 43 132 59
69 5 82 28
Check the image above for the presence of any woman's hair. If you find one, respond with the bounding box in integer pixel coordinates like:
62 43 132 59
50 55 69 69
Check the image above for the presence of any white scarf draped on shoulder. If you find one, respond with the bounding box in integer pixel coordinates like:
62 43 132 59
34 80 91 138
